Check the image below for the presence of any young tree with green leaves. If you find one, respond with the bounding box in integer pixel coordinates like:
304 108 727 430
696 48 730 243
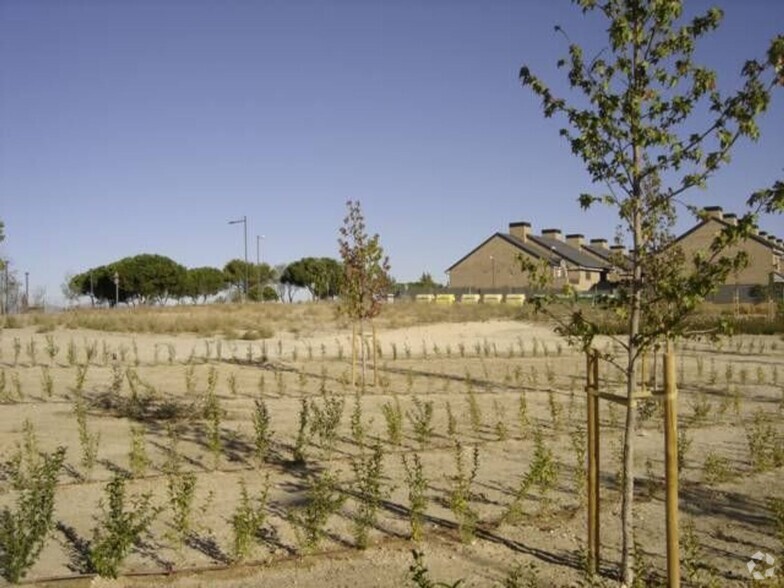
519 1 782 583
338 201 391 388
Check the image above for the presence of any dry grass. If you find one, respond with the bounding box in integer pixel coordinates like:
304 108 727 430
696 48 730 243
3 302 529 338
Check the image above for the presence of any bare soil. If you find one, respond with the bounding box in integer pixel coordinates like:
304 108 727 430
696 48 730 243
0 316 782 587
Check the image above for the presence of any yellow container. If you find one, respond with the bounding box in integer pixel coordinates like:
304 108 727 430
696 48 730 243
460 294 481 304
505 293 526 306
435 294 456 305
415 294 435 303
483 294 503 304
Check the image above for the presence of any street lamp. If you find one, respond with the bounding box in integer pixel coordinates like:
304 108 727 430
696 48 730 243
228 216 248 301
113 271 120 307
256 234 265 302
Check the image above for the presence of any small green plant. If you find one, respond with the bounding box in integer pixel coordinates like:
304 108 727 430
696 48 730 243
227 372 238 396
402 453 427 542
203 386 223 469
518 392 530 439
66 339 77 366
293 398 310 463
570 426 587 503
350 393 366 449
407 398 434 449
746 409 783 472
289 471 346 552
493 399 508 441
88 473 159 578
702 452 733 485
445 401 458 438
230 476 269 563
166 467 197 549
12 338 21 366
448 440 479 543
408 549 465 588
184 365 197 396
547 390 562 430
689 392 711 425
74 391 100 479
382 396 404 446
680 518 703 586
351 442 386 549
39 366 53 398
252 397 273 463
0 445 66 583
309 393 345 455
25 338 37 366
44 335 59 364
128 426 150 478
506 427 558 522
466 385 482 435
677 426 692 472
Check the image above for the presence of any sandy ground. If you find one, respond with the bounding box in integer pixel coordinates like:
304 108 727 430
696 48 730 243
0 319 782 587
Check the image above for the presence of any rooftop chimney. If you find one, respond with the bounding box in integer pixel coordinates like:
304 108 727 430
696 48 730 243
704 206 723 220
610 244 627 255
723 213 738 226
541 228 563 241
590 238 609 250
508 221 531 243
760 231 769 238
752 225 760 236
566 233 585 247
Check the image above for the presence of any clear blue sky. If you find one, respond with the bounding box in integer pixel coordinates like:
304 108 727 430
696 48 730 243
1 0 782 304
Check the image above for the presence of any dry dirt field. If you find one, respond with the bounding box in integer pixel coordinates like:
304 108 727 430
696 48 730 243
0 304 782 587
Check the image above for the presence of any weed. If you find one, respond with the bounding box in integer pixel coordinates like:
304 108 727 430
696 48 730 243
227 372 238 396
466 385 482 436
0 445 66 583
689 392 711 425
230 477 269 562
402 453 427 542
382 396 404 446
289 471 345 552
570 426 587 503
88 473 159 578
185 365 196 396
12 338 21 366
25 338 37 366
166 466 197 549
547 390 562 431
351 442 386 549
66 339 77 366
448 440 479 543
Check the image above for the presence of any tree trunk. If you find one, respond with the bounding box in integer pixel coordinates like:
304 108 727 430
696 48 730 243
351 323 357 388
372 321 378 386
359 319 366 389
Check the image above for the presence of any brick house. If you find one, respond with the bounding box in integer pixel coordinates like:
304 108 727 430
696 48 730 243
446 222 613 292
673 206 784 303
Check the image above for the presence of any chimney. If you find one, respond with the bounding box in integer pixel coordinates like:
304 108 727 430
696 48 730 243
566 233 585 247
541 228 563 241
610 244 627 255
760 231 768 238
590 238 609 250
751 225 760 236
704 206 723 220
722 213 738 226
508 221 531 242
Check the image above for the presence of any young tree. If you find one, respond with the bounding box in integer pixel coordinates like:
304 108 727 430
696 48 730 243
338 201 391 388
519 2 782 583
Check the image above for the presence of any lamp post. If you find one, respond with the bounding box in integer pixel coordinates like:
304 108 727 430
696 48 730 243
256 234 265 301
228 216 248 301
113 271 120 307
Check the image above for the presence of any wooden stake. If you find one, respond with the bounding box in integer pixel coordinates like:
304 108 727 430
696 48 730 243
664 340 680 587
586 349 601 574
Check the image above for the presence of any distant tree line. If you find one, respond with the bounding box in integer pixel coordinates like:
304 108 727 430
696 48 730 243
66 254 349 306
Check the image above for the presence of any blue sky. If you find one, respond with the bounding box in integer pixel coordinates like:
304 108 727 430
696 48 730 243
1 0 782 304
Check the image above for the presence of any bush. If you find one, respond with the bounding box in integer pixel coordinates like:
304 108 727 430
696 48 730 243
0 447 66 583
